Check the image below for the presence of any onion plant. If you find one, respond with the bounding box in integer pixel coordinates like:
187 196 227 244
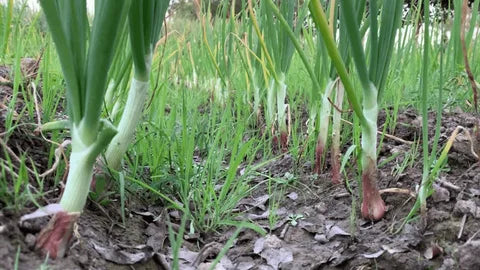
248 0 306 152
35 0 130 258
266 0 353 183
311 0 353 178
402 0 468 228
330 82 344 183
242 6 267 124
104 0 170 170
309 0 403 220
402 0 449 223
201 0 237 106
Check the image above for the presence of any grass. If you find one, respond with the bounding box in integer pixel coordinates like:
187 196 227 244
1 0 480 267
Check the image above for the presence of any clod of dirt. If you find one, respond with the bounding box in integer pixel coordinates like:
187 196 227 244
439 258 456 270
246 207 287 221
254 235 282 253
259 248 293 269
93 242 154 265
145 222 167 253
300 212 325 229
238 194 270 211
168 247 198 270
235 260 255 270
453 200 480 217
454 240 480 269
254 235 293 269
325 222 351 239
198 262 225 270
197 256 234 270
428 208 451 222
432 184 450 202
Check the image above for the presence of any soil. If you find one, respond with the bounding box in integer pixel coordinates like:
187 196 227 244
2 66 480 269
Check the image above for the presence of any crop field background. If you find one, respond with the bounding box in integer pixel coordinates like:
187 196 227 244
1 0 480 269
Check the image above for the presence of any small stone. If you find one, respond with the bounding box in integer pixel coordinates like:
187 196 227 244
25 233 36 250
303 161 312 169
314 233 328 243
314 202 327 214
287 192 298 201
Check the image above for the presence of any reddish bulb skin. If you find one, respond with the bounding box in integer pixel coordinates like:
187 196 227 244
361 160 386 221
90 174 96 190
36 211 79 259
314 140 325 175
272 135 279 151
330 147 341 185
280 132 288 153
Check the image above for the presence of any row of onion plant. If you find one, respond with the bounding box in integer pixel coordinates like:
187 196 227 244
248 0 307 152
308 0 404 220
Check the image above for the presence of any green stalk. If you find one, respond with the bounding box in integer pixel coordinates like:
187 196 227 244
275 73 288 150
1 0 13 57
347 0 402 220
417 0 431 215
314 79 335 174
400 0 451 228
105 73 150 169
251 0 305 151
270 0 350 179
452 0 464 69
466 0 479 46
104 0 170 170
308 0 367 127
61 121 117 212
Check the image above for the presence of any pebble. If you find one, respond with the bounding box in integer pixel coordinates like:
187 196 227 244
287 192 298 201
314 233 328 244
314 202 327 214
25 233 36 250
